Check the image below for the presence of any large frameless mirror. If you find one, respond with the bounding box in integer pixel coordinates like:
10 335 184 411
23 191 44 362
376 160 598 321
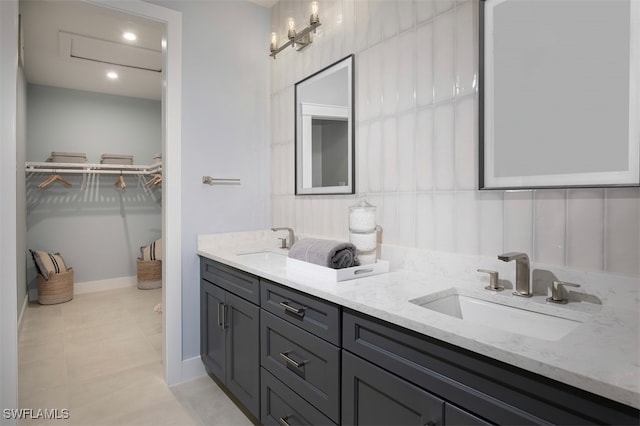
295 54 355 195
480 0 639 189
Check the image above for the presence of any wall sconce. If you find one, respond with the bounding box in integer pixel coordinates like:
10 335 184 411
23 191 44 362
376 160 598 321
270 2 321 59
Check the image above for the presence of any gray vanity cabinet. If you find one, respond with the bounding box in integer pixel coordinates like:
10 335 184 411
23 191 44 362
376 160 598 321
200 258 639 426
200 257 260 419
260 280 341 425
342 310 639 426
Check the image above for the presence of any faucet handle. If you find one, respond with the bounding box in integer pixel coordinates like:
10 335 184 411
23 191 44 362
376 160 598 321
547 280 580 304
477 269 504 292
278 238 287 249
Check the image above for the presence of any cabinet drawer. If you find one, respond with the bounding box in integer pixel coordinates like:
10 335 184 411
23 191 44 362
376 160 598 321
342 350 443 426
261 280 340 345
261 310 340 423
201 257 260 305
445 404 493 426
261 368 336 426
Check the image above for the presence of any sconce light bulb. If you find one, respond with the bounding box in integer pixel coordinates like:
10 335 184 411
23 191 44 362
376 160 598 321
270 32 277 52
287 18 296 39
310 2 319 25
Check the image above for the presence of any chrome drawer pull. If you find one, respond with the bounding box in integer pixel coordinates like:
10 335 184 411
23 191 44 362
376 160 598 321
279 301 306 317
278 416 291 426
217 302 224 327
280 351 306 368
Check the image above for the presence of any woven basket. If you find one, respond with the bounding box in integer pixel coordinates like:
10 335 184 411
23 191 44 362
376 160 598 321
137 258 162 289
38 268 74 305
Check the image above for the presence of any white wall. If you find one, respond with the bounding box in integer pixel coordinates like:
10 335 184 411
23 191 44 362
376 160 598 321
26 85 162 285
149 0 271 360
270 0 640 278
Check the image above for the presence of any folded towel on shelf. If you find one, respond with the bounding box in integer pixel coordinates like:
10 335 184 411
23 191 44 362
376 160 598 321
48 152 88 163
100 154 134 165
288 238 360 269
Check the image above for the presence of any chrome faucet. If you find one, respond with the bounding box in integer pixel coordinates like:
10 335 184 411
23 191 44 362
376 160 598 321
271 227 295 249
498 252 532 298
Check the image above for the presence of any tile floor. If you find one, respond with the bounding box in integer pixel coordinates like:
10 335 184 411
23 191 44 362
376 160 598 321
18 286 253 426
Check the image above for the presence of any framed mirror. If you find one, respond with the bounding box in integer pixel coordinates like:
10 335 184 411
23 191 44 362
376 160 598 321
480 0 639 189
295 54 354 195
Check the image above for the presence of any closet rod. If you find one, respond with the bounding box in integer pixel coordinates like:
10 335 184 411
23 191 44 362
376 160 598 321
25 162 162 175
27 168 152 176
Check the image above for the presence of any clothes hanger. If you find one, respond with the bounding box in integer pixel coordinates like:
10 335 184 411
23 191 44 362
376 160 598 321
114 172 126 191
53 174 72 187
38 172 72 189
37 174 57 189
145 174 162 187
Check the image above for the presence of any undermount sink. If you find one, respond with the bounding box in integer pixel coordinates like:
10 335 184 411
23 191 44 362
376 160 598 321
410 289 585 341
235 249 288 262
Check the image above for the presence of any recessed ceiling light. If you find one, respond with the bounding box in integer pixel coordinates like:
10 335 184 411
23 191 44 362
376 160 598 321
123 32 137 41
106 71 118 80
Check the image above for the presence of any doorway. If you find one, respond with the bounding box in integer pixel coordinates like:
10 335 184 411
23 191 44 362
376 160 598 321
10 0 182 408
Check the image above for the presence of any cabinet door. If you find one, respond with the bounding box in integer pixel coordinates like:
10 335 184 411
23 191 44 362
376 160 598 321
226 292 260 419
200 279 225 381
342 351 444 426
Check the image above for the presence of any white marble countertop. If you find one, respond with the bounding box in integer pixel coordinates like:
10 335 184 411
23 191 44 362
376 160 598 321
197 231 640 409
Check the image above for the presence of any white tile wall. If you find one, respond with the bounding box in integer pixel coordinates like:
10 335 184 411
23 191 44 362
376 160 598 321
270 0 640 279
566 189 604 272
533 190 566 266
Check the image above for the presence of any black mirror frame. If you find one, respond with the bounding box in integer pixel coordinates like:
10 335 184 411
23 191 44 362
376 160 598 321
294 54 356 196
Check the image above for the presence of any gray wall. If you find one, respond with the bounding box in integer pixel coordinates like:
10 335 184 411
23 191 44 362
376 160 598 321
27 85 161 163
321 120 348 186
26 85 162 285
150 0 271 360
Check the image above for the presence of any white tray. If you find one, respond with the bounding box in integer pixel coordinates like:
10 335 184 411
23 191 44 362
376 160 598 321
286 257 389 282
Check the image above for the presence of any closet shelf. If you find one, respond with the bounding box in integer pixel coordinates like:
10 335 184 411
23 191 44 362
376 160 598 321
25 162 162 176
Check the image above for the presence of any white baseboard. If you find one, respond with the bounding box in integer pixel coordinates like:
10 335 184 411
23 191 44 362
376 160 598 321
74 276 137 295
173 356 206 385
18 294 28 336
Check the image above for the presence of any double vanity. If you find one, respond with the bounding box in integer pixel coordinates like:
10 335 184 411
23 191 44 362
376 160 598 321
197 231 639 425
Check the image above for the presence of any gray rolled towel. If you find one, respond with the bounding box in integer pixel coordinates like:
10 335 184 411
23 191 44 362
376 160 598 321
288 238 360 269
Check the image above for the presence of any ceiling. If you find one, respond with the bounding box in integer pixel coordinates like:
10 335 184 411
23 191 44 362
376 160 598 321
248 0 278 8
20 0 164 100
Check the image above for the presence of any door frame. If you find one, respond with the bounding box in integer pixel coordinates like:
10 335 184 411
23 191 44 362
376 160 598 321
89 0 183 385
0 0 20 417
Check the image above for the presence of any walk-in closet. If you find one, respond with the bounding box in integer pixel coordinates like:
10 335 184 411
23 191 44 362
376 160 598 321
17 0 166 412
